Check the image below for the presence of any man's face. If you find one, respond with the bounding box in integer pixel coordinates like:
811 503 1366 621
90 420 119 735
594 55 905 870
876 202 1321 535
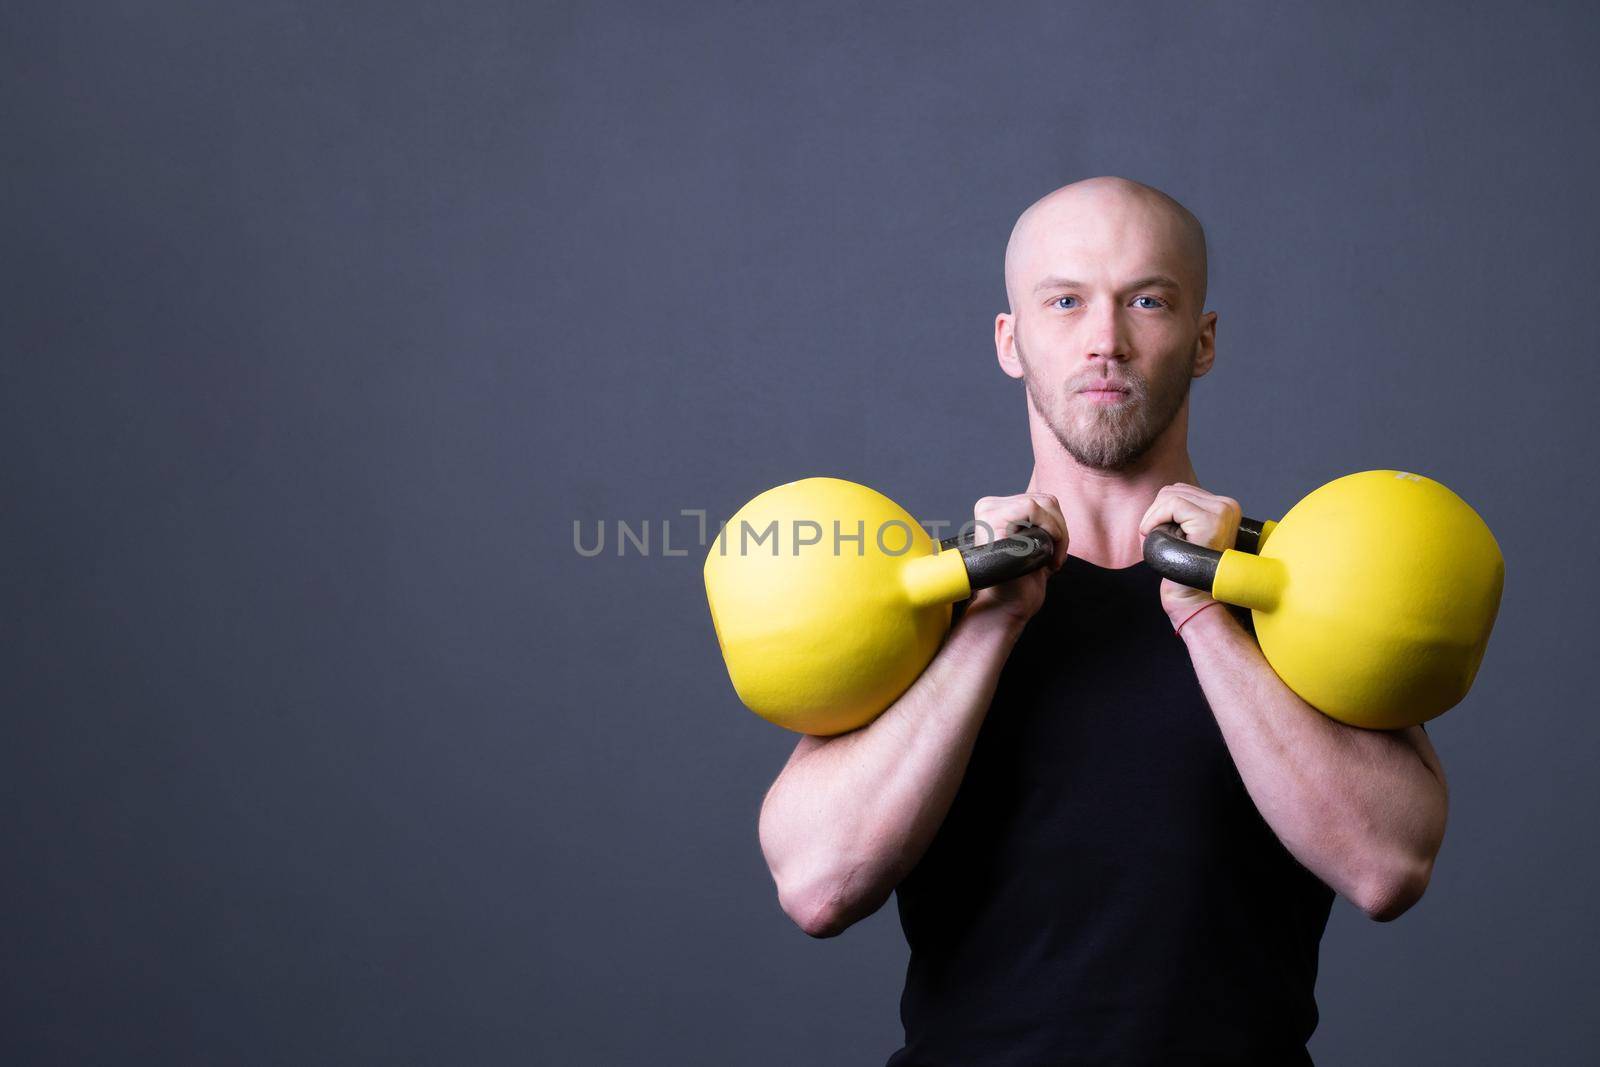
1001 190 1213 471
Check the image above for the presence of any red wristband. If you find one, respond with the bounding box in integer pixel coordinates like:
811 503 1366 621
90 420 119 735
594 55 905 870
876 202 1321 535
1173 599 1223 635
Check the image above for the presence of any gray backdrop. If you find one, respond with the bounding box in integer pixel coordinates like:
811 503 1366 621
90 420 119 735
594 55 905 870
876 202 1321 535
5 2 1595 1064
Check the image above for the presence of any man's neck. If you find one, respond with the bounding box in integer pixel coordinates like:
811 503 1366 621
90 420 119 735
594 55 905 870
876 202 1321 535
1024 399 1198 570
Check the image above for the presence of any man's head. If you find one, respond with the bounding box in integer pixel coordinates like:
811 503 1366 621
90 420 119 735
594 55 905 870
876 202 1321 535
997 176 1216 471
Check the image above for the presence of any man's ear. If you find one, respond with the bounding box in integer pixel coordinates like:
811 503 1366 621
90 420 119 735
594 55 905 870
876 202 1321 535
996 313 1024 380
1192 310 1218 378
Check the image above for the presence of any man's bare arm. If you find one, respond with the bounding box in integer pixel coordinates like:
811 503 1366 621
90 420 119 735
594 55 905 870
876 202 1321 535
757 491 1070 938
757 602 1026 937
1179 604 1449 920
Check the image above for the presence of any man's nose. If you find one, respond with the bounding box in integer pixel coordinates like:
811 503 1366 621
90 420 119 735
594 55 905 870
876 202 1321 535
1085 302 1129 362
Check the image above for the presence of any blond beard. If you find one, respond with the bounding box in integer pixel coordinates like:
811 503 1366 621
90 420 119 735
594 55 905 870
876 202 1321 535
1015 332 1195 471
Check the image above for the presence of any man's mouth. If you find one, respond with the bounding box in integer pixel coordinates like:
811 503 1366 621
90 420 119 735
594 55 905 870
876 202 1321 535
1077 382 1131 403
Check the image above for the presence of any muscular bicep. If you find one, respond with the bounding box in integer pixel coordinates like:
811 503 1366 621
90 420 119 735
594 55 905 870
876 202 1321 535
783 732 828 771
1401 723 1447 792
763 733 830 801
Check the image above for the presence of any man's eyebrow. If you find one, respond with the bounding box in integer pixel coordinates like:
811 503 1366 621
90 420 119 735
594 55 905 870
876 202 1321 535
1033 274 1183 294
1125 274 1183 292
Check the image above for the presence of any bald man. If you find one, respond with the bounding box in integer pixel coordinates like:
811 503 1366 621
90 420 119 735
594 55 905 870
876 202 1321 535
757 177 1448 1065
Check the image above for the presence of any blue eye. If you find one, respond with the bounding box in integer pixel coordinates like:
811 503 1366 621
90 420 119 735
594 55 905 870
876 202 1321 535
1133 296 1166 309
1053 296 1081 310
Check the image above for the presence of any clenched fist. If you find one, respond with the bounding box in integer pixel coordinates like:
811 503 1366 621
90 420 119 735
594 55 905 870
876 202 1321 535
1137 482 1242 629
964 492 1071 626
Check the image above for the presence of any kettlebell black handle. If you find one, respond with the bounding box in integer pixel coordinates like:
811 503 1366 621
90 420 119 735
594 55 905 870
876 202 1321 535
1142 516 1270 593
938 524 1056 592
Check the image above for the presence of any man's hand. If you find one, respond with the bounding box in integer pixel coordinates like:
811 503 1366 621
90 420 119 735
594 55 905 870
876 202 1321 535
1137 482 1242 627
966 492 1071 626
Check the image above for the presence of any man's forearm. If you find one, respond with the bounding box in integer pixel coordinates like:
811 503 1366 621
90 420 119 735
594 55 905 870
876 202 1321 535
757 604 1025 937
1178 604 1449 920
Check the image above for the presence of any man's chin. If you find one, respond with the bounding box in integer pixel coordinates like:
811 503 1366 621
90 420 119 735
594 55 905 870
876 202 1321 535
1055 423 1156 471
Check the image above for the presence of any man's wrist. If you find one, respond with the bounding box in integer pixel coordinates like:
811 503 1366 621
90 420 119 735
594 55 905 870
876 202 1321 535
1174 599 1239 645
956 599 1031 644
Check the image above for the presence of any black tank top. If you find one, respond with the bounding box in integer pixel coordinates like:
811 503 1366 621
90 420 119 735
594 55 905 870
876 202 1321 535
886 555 1334 1066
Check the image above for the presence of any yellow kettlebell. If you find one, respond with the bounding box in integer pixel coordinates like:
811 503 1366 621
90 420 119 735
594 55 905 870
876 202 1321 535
1144 469 1504 729
703 477 1053 735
